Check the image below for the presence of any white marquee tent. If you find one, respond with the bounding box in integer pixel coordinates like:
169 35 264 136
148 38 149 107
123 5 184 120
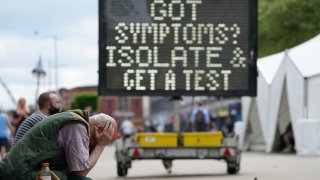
286 35 320 155
239 51 286 152
239 34 320 155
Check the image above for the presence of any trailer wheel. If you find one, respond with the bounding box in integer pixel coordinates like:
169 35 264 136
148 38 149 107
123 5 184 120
227 164 239 174
227 153 241 174
117 162 128 177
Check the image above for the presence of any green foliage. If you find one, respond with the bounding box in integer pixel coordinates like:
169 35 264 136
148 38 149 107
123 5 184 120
70 92 98 111
258 0 320 57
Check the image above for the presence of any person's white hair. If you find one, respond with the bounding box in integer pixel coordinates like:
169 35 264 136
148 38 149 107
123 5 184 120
90 113 115 125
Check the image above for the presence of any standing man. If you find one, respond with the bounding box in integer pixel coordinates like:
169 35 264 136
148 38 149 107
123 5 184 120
0 108 15 159
0 110 117 180
190 102 211 132
13 91 61 145
120 117 136 138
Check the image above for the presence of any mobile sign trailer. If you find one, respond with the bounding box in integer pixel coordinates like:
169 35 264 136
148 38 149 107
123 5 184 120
99 0 257 177
115 132 241 176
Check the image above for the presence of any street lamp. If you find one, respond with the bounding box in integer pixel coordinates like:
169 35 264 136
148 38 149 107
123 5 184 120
53 35 58 91
34 31 59 91
32 56 46 106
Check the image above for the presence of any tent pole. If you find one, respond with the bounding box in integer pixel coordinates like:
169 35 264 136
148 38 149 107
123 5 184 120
303 78 308 119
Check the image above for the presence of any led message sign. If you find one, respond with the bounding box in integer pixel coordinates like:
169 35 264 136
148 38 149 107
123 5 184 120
99 0 257 96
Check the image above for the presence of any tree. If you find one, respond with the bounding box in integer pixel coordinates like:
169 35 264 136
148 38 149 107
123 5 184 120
258 0 320 57
70 92 98 112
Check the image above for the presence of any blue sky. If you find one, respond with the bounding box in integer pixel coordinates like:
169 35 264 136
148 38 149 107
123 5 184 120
0 0 99 110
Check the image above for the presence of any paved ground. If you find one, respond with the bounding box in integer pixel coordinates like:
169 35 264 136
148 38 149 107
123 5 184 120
88 145 320 180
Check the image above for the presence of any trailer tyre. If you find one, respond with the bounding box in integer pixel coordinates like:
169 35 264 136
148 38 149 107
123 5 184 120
117 162 128 177
227 164 239 174
227 153 241 174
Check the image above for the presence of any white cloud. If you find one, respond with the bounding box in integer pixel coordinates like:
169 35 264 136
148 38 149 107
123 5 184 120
0 83 37 110
63 16 98 40
0 43 7 59
58 38 98 67
58 65 98 89
0 1 100 110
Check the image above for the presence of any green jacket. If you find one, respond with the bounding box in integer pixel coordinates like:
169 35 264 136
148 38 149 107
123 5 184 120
0 110 90 180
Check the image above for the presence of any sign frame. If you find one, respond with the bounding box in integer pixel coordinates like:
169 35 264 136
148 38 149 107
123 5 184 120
98 0 257 96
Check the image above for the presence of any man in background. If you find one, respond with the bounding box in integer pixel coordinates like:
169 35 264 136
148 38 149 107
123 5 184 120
0 107 15 159
190 102 211 132
13 91 61 145
120 117 136 138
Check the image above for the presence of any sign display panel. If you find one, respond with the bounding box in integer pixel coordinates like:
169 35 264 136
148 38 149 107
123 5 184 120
99 0 257 96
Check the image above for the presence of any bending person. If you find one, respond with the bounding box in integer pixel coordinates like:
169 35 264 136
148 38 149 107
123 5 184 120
0 109 117 180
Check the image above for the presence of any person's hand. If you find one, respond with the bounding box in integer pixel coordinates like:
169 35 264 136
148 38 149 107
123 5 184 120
95 119 117 146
